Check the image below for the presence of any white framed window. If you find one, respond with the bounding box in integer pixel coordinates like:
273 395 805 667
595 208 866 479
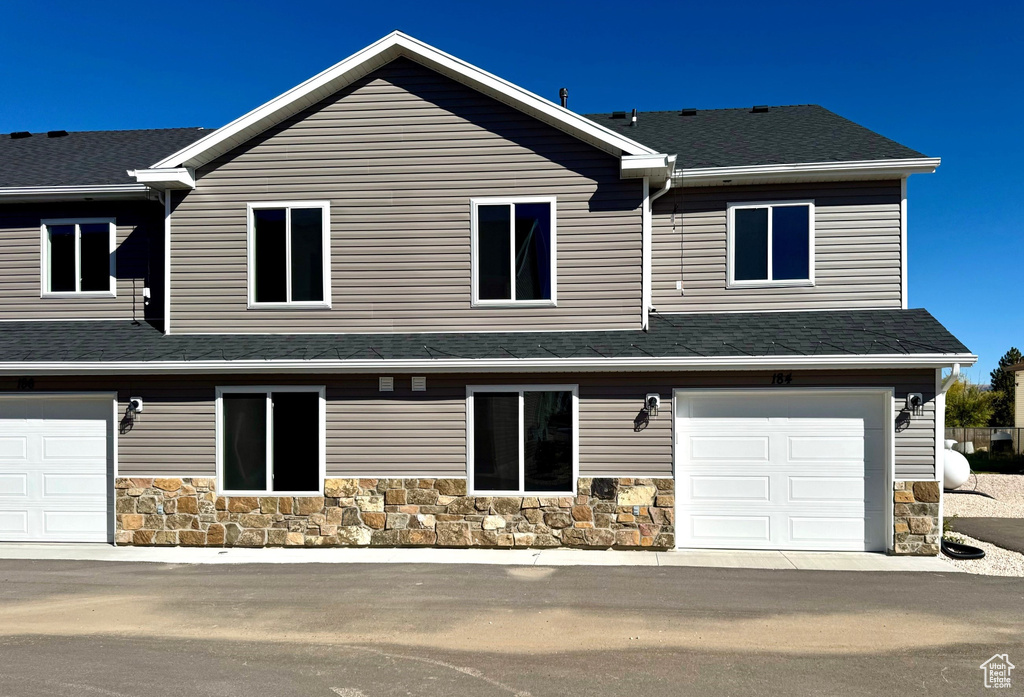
40 218 116 297
246 201 331 308
215 386 326 496
467 384 578 496
470 197 557 306
727 201 815 288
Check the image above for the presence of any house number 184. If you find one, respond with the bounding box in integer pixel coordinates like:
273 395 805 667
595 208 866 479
770 372 793 385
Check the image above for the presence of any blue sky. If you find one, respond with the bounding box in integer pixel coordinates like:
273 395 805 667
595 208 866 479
2 1 1020 379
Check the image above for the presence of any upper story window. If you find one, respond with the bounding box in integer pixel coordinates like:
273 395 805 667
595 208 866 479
471 197 556 306
727 201 814 287
467 385 577 496
247 201 331 308
40 218 115 297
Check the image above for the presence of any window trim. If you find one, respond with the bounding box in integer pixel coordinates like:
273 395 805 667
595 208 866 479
726 200 815 288
470 196 558 308
466 383 579 497
39 218 116 298
246 201 332 309
214 385 327 496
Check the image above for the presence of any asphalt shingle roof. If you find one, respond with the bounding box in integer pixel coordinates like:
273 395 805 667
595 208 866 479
0 310 968 365
1 104 927 188
0 128 209 188
583 105 926 169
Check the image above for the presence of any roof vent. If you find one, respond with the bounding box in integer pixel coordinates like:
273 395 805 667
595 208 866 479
9 131 31 139
680 108 697 116
630 108 637 126
611 111 627 119
751 105 770 113
558 87 568 108
47 130 68 138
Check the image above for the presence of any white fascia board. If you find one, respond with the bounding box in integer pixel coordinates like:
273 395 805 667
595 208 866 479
675 158 941 187
621 154 673 180
0 184 151 202
0 353 976 375
128 168 195 190
151 31 658 171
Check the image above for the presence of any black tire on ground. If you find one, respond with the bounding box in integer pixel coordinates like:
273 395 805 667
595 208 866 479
941 539 986 560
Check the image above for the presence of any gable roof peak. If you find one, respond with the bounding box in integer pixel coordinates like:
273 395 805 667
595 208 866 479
147 32 659 172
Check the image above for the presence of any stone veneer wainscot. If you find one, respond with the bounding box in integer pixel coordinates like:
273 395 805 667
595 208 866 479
114 477 675 549
892 481 940 555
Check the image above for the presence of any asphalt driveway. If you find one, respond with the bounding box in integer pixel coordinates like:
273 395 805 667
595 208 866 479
0 560 1021 696
953 517 1024 554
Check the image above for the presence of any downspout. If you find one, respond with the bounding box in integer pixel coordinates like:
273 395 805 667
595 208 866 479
163 191 172 335
642 156 675 331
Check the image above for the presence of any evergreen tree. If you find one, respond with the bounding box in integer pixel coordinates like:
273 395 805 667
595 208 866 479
989 347 1022 426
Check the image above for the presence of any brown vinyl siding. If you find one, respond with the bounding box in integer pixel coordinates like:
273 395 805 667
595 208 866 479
11 369 935 480
652 181 903 312
0 201 163 322
170 58 643 333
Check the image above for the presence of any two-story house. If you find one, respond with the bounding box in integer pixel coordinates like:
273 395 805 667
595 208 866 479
0 32 973 555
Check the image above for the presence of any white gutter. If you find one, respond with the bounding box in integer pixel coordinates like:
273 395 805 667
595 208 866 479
0 353 977 376
674 157 941 187
127 168 196 190
0 184 151 201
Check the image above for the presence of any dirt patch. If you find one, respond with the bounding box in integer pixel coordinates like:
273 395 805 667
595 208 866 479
0 591 1012 655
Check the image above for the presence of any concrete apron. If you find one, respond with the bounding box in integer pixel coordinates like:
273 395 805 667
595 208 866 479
0 544 957 572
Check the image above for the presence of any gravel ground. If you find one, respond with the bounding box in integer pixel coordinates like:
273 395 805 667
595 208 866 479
944 474 1024 518
940 474 1024 576
938 532 1024 576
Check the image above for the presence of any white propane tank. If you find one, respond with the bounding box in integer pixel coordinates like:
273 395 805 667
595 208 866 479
943 440 971 490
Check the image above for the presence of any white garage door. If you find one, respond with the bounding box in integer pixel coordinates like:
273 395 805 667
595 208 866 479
675 390 888 552
0 395 112 542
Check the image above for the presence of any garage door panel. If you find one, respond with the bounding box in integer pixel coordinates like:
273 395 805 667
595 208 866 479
788 435 863 461
689 436 768 460
43 473 107 497
0 474 29 496
0 437 28 460
789 517 866 544
782 396 884 429
788 476 864 502
690 515 771 542
43 435 107 460
44 510 107 535
690 475 769 500
0 510 29 533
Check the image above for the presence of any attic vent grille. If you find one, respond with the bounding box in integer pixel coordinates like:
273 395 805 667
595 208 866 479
379 377 394 392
